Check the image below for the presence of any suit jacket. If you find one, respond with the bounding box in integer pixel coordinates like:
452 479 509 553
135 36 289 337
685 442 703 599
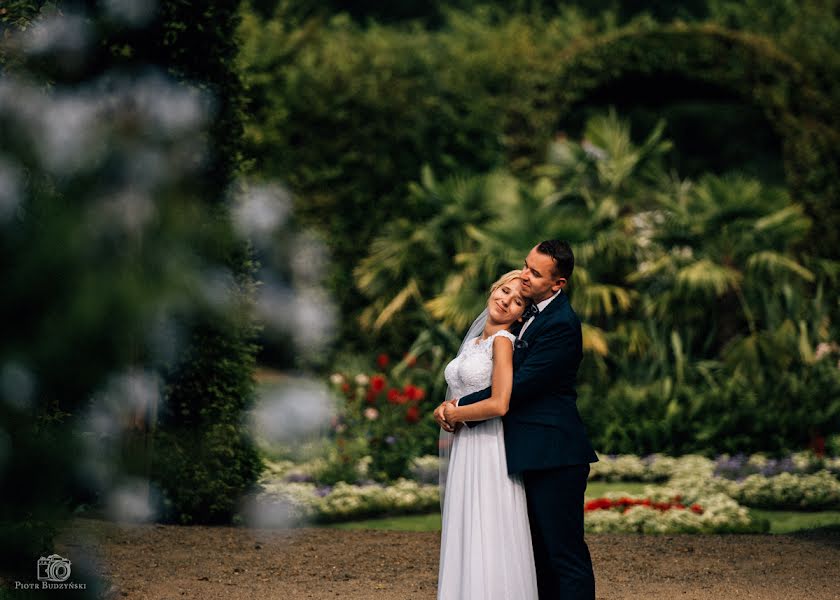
458 291 598 474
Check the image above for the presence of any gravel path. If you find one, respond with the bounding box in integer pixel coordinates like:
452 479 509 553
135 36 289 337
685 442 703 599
47 519 840 599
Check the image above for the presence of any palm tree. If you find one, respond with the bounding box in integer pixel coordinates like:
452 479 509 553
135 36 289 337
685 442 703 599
630 174 816 363
354 167 517 349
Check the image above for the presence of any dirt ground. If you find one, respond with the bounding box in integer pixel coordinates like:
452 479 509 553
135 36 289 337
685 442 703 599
45 519 840 599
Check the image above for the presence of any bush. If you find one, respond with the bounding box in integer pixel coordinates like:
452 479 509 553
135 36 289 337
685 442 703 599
152 425 263 524
579 356 840 456
323 356 438 482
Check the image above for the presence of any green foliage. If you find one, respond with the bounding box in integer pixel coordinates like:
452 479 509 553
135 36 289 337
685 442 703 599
1 5 265 586
239 6 840 367
237 5 610 352
358 113 840 456
151 262 264 524
322 359 437 483
0 1 261 586
547 24 840 255
129 0 265 525
152 424 263 524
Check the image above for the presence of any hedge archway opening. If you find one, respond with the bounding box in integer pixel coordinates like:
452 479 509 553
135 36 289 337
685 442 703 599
514 25 839 252
563 73 785 183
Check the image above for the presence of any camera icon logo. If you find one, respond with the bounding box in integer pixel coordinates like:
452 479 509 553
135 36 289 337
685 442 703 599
37 554 72 582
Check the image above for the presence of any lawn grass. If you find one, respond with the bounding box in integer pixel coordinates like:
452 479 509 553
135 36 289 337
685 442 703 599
327 513 442 531
324 481 658 532
322 481 840 533
585 481 649 498
749 509 840 534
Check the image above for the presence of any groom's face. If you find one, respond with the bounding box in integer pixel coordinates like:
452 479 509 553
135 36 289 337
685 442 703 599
520 246 566 302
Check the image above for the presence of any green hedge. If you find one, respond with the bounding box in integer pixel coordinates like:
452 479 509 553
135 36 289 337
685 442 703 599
237 9 599 350
579 356 840 456
128 0 265 525
239 14 840 361
545 25 840 255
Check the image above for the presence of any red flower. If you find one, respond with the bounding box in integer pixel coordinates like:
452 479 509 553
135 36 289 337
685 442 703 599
584 496 701 514
405 406 421 423
403 384 425 402
810 434 826 457
584 498 613 512
370 375 386 392
366 389 378 404
376 353 390 369
387 388 407 404
341 382 350 394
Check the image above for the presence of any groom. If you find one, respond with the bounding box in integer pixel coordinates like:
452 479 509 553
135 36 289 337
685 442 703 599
435 240 598 600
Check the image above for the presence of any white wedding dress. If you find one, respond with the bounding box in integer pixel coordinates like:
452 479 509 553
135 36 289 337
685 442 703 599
438 330 538 600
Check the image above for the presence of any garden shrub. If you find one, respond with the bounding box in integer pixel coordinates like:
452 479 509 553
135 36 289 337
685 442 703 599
579 356 840 456
321 354 440 482
132 0 266 525
546 25 839 256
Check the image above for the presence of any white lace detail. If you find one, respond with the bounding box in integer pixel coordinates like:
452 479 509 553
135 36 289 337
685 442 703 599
443 330 516 400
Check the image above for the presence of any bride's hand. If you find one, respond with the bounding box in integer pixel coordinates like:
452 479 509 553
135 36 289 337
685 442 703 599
434 401 455 432
443 401 460 425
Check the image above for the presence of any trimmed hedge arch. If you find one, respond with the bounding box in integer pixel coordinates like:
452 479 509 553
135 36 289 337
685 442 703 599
508 24 840 252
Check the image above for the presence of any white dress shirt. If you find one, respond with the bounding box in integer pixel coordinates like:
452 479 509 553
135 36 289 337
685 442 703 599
518 288 562 339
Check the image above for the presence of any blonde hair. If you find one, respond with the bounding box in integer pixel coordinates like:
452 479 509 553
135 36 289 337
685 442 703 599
489 269 524 294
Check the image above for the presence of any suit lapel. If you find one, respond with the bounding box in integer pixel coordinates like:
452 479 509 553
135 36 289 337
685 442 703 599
522 291 567 342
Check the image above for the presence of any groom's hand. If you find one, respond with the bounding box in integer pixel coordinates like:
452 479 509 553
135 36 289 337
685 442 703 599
434 399 457 432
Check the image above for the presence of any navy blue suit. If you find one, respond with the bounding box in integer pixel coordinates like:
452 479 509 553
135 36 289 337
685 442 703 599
459 291 597 599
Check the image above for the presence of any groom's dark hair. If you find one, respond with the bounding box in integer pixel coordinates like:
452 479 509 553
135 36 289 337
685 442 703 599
537 240 574 280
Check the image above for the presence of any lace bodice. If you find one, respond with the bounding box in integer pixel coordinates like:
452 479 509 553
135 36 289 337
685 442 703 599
444 330 517 399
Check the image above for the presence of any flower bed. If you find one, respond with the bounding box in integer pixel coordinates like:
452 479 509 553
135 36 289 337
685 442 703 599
589 453 678 482
256 478 440 524
583 487 763 534
723 471 840 511
590 452 840 483
665 457 840 511
254 459 440 523
255 451 840 525
324 362 437 483
255 458 764 532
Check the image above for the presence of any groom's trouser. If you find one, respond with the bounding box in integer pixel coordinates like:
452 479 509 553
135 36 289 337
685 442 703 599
523 464 594 600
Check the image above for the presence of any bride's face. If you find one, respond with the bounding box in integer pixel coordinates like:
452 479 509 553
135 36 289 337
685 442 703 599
487 278 527 325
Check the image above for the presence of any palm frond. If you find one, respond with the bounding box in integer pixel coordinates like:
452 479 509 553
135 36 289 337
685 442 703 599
575 284 634 319
425 274 487 332
582 323 609 357
746 251 815 282
675 259 742 297
370 279 423 331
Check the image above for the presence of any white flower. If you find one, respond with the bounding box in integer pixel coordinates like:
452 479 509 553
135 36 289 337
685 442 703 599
329 373 345 386
363 407 379 421
355 373 370 386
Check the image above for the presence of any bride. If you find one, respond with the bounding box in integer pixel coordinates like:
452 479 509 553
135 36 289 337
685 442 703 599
435 269 538 600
